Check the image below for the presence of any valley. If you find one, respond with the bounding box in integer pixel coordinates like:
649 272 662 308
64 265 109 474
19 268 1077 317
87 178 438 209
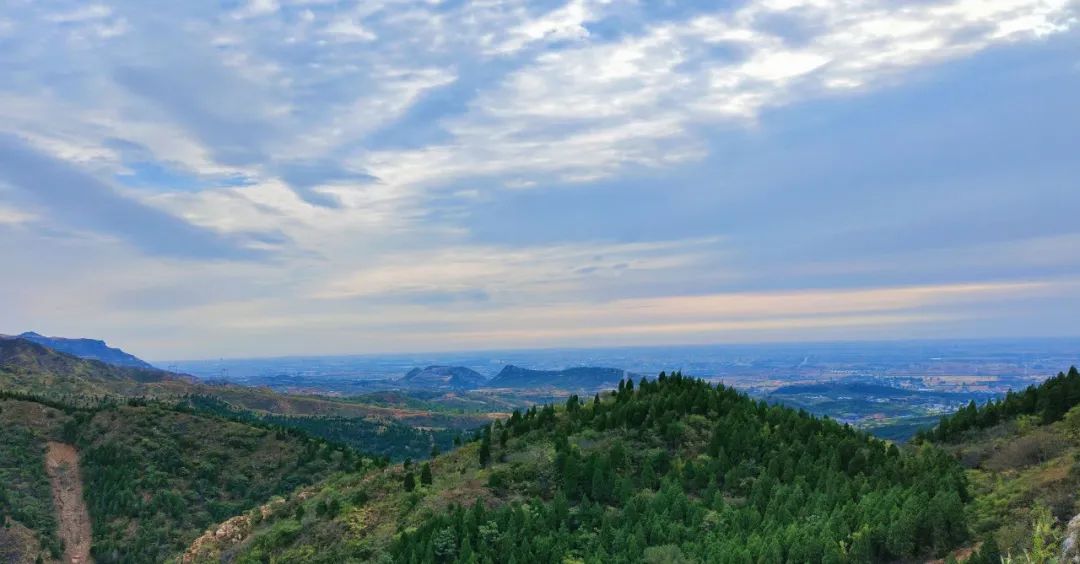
2 332 1079 562
5 2 1076 561
165 339 1080 442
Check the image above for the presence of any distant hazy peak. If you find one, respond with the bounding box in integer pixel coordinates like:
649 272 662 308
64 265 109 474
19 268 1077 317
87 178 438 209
488 365 632 389
16 331 154 369
398 365 488 390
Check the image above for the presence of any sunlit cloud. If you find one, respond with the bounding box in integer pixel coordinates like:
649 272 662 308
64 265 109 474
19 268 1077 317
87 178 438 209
0 0 1077 357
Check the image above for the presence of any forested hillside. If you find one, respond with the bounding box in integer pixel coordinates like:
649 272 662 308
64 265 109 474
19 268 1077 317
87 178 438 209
0 399 64 562
0 392 368 564
0 337 190 399
180 395 459 461
187 372 969 563
0 339 468 563
916 366 1080 561
918 366 1080 443
1 336 489 460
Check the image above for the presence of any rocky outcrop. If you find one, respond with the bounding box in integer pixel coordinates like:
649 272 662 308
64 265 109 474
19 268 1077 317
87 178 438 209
1061 513 1080 562
182 495 297 563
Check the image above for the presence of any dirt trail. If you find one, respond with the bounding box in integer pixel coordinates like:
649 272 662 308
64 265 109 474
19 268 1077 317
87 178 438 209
45 442 93 564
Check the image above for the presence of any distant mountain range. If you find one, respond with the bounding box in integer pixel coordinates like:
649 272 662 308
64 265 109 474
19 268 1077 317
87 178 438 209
397 365 489 390
487 365 633 389
12 331 154 368
0 336 186 398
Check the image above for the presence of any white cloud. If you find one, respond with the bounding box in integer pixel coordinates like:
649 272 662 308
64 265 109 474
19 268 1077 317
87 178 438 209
344 0 1077 201
0 203 35 225
323 16 377 42
493 0 600 54
45 4 112 23
233 0 280 20
315 237 723 300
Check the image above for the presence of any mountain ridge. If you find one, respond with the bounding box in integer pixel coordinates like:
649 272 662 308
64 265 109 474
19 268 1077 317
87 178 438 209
13 332 154 369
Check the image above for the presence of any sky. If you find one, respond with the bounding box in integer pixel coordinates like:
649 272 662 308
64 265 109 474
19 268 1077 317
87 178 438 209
1 0 1079 360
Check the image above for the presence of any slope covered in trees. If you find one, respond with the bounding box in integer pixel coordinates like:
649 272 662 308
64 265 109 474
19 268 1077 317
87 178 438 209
180 395 458 461
1 335 491 453
0 400 64 562
0 337 190 399
917 366 1080 443
186 372 970 563
913 366 1080 561
0 391 371 564
0 336 494 428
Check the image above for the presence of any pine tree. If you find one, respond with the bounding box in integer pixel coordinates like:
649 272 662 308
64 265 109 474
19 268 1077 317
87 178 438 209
421 462 433 486
404 472 416 492
479 426 492 467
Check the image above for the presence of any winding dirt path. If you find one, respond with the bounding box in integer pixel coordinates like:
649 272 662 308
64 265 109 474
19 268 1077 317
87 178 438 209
45 442 93 564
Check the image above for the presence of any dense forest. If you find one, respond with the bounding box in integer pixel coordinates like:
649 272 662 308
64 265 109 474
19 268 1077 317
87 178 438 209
394 373 968 563
917 366 1080 443
196 372 974 563
0 393 374 564
0 421 62 560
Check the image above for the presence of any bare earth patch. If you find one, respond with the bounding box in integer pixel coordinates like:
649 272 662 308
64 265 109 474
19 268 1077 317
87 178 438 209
44 442 92 564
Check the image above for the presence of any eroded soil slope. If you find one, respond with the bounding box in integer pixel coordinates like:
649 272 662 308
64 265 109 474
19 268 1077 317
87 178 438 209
44 442 91 564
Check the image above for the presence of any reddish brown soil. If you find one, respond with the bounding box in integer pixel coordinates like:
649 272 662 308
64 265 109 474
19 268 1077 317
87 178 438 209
45 442 93 564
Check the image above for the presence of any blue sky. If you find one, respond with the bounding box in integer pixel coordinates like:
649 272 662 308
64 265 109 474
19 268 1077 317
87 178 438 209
0 0 1078 359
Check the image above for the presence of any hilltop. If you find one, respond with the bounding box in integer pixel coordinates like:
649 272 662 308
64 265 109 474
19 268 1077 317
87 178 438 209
398 365 489 390
185 372 968 562
487 365 631 389
13 332 154 369
0 337 189 399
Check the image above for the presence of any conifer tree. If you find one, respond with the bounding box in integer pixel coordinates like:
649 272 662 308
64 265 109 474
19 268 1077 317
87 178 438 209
478 426 492 467
421 462 433 486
